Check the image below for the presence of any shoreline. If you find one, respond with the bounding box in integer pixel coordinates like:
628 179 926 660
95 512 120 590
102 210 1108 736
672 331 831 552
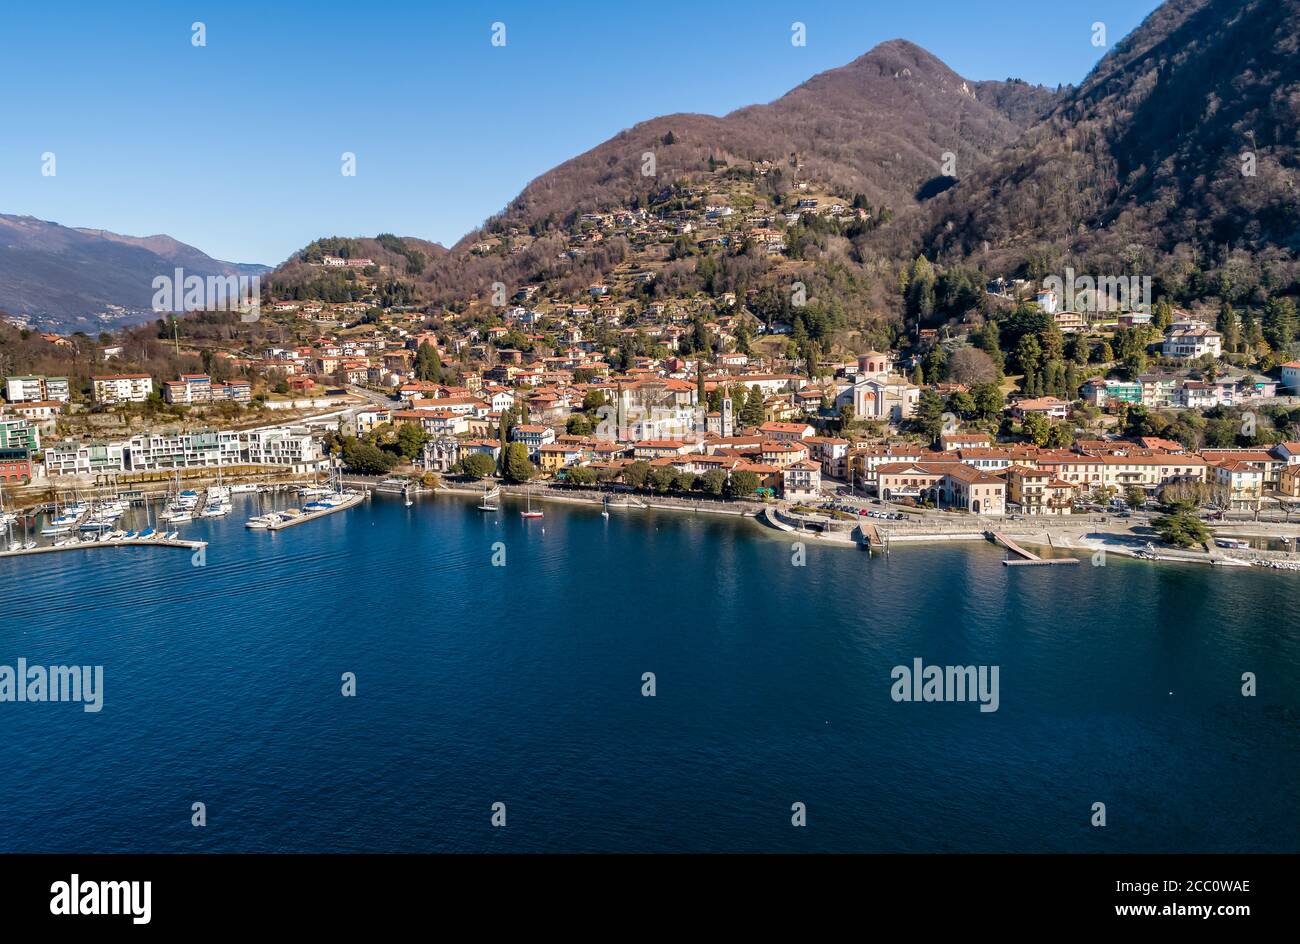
419 482 1300 572
10 474 1295 574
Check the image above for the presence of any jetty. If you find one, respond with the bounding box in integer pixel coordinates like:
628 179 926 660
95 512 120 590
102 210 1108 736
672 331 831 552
264 491 366 530
856 522 887 555
0 536 206 559
988 531 1079 566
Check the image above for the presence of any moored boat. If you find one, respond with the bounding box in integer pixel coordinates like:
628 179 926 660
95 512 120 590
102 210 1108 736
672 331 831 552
520 486 543 519
477 483 501 511
1215 537 1251 550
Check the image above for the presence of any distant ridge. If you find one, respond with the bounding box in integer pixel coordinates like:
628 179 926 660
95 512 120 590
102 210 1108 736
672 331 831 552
0 213 270 331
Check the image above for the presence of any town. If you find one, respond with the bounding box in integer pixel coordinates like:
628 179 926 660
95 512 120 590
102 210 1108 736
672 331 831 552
2 163 1299 565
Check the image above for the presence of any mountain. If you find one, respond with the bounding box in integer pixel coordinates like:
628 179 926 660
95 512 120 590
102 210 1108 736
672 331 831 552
488 40 1058 237
0 214 270 331
265 40 1059 312
924 0 1300 292
266 234 449 305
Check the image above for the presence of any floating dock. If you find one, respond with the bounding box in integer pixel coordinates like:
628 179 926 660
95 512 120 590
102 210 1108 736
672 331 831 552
0 536 207 558
264 491 366 530
988 531 1080 566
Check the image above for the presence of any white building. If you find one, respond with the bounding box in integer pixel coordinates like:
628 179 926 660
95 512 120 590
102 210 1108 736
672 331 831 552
1162 322 1222 359
125 430 243 471
5 375 69 403
1280 361 1300 392
242 427 323 471
354 407 392 435
0 417 40 451
43 441 127 476
92 374 154 404
43 426 324 477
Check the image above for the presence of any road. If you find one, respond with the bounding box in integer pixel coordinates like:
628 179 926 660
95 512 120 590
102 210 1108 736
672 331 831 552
345 384 399 408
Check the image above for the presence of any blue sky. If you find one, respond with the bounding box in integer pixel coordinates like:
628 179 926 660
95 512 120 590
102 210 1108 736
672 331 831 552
0 0 1162 266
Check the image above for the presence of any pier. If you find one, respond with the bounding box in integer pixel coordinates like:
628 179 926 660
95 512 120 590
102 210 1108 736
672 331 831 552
988 531 1079 566
263 491 367 530
856 522 886 555
0 536 207 559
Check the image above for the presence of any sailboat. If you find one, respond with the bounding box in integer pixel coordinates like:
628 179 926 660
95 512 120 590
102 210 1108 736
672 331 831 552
0 480 16 529
162 469 194 522
477 481 500 512
520 484 543 519
404 484 414 508
200 471 233 517
601 495 610 518
40 492 80 535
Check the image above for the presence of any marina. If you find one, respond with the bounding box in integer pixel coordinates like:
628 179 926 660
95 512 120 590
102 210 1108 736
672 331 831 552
261 489 366 530
0 533 205 557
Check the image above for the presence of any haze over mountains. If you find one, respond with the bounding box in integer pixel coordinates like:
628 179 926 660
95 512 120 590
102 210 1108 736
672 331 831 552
0 214 268 331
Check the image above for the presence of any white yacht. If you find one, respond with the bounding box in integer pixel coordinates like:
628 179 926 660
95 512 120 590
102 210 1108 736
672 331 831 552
162 504 193 523
201 496 233 518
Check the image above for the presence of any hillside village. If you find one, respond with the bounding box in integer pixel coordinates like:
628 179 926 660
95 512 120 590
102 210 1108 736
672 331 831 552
3 157 1300 546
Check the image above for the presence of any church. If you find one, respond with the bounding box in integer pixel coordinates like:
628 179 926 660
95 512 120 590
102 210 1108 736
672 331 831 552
837 352 920 423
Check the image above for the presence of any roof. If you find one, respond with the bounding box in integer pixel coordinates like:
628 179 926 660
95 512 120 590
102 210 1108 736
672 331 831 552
1014 397 1069 410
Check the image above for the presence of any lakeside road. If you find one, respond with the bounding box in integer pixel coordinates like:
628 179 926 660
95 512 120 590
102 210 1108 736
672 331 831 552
365 479 764 518
372 481 1300 570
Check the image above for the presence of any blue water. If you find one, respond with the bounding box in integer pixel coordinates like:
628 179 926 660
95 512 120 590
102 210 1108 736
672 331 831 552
1 492 1298 852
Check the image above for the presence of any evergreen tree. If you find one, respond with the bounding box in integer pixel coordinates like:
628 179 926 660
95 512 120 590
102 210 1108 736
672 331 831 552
1264 297 1296 352
974 320 1005 372
1015 333 1042 379
734 320 752 356
502 442 536 483
914 390 946 443
924 346 947 384
1240 306 1263 353
1153 299 1175 332
903 256 936 326
415 341 443 382
1217 302 1240 353
740 385 765 427
973 382 1005 418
